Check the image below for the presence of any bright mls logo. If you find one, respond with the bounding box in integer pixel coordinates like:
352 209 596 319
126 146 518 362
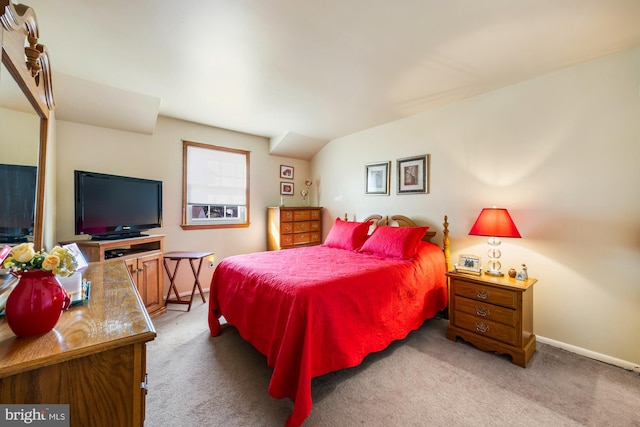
1 405 69 426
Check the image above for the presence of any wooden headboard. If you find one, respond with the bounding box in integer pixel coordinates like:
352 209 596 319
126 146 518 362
350 213 451 272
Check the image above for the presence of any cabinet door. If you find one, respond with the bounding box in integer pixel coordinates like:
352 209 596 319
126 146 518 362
136 252 164 316
124 258 138 282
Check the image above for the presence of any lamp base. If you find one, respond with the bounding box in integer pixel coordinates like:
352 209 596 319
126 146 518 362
484 270 504 277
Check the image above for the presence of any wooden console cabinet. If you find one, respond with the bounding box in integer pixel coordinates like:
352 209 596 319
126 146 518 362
65 235 166 318
446 271 537 367
267 207 322 250
0 261 156 426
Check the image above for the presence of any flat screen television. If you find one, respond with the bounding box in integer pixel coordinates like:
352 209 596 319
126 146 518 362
0 164 37 243
74 170 162 240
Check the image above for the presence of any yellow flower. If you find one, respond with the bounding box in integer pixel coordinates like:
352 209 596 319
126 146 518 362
10 243 36 263
4 244 78 277
41 254 61 271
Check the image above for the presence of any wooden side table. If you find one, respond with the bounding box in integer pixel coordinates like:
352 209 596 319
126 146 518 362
446 271 537 367
163 251 213 311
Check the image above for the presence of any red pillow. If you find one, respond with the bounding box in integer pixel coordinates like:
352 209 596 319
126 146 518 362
359 225 429 259
323 218 373 251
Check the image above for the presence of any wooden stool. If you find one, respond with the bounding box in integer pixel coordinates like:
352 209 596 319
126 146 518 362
163 251 213 311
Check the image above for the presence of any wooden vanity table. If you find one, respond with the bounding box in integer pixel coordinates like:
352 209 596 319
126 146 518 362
0 261 156 426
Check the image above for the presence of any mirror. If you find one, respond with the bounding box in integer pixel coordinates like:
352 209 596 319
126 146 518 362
0 61 40 245
1 1 55 250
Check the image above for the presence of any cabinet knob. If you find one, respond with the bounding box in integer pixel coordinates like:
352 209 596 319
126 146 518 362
141 374 149 393
475 306 491 317
476 289 489 300
475 322 490 333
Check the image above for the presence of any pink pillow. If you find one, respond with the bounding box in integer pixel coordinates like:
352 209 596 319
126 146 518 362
323 218 373 251
359 226 429 259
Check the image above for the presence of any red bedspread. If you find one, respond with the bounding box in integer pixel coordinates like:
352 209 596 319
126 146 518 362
208 242 447 426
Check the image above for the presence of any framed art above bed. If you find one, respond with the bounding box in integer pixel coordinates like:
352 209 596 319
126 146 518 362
397 154 430 194
365 161 391 195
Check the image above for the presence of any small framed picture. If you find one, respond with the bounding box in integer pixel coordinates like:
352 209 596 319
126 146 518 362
280 165 294 179
280 182 294 195
62 243 88 271
365 161 391 195
455 254 481 275
397 154 429 194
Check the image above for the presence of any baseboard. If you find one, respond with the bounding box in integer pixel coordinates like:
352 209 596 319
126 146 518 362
537 335 640 374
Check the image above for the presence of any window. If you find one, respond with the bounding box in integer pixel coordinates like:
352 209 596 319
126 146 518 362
182 140 250 229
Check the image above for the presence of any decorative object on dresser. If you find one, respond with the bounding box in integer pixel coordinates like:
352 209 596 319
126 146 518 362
301 179 313 206
446 271 537 367
0 261 156 426
267 206 322 250
468 207 521 276
60 235 166 318
2 244 77 337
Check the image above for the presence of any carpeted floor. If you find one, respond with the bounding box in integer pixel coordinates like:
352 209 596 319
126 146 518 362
145 298 640 426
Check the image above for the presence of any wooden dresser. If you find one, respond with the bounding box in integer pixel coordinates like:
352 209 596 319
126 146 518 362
0 261 156 426
267 207 322 250
446 271 537 367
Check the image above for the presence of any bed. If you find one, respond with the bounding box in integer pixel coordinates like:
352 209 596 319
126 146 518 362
208 214 451 426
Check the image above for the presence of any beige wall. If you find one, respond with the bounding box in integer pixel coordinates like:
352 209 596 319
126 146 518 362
312 46 640 366
54 116 311 297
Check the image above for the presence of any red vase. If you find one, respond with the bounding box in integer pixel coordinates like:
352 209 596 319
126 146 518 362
5 270 71 337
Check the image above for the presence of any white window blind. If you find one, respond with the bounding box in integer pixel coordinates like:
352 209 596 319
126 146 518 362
186 145 246 205
182 141 250 228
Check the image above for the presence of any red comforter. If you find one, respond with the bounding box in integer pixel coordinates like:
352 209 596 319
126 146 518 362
208 242 447 426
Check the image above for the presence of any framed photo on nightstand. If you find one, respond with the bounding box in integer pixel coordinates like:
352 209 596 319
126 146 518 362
454 254 482 275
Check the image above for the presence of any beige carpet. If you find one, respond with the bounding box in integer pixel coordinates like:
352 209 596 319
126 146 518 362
146 298 640 426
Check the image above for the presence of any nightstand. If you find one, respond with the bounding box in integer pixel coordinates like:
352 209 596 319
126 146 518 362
446 271 537 367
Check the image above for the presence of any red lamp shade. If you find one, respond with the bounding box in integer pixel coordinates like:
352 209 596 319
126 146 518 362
469 208 521 238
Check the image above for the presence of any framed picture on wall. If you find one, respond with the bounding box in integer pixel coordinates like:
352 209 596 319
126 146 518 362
280 165 294 179
397 154 429 194
280 182 294 195
365 161 391 195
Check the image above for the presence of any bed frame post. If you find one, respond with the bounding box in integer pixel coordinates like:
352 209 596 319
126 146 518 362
443 215 451 272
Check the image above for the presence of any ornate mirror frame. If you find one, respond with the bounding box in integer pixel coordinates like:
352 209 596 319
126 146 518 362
1 0 55 250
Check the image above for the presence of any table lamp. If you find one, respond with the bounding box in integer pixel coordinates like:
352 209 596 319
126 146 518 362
469 207 521 276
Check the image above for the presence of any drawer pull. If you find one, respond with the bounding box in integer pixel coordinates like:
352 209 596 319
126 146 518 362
476 289 490 300
475 322 490 333
475 306 491 317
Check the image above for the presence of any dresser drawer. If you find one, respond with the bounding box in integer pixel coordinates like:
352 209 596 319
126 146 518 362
293 221 320 233
454 295 517 327
455 311 517 346
453 280 516 309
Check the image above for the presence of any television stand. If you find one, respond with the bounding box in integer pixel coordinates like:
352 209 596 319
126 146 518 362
60 234 166 318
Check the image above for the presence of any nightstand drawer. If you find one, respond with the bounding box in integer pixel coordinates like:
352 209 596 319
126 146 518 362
453 280 516 309
455 311 517 346
454 295 517 327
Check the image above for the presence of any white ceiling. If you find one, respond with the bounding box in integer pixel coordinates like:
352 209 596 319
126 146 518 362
17 0 640 159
